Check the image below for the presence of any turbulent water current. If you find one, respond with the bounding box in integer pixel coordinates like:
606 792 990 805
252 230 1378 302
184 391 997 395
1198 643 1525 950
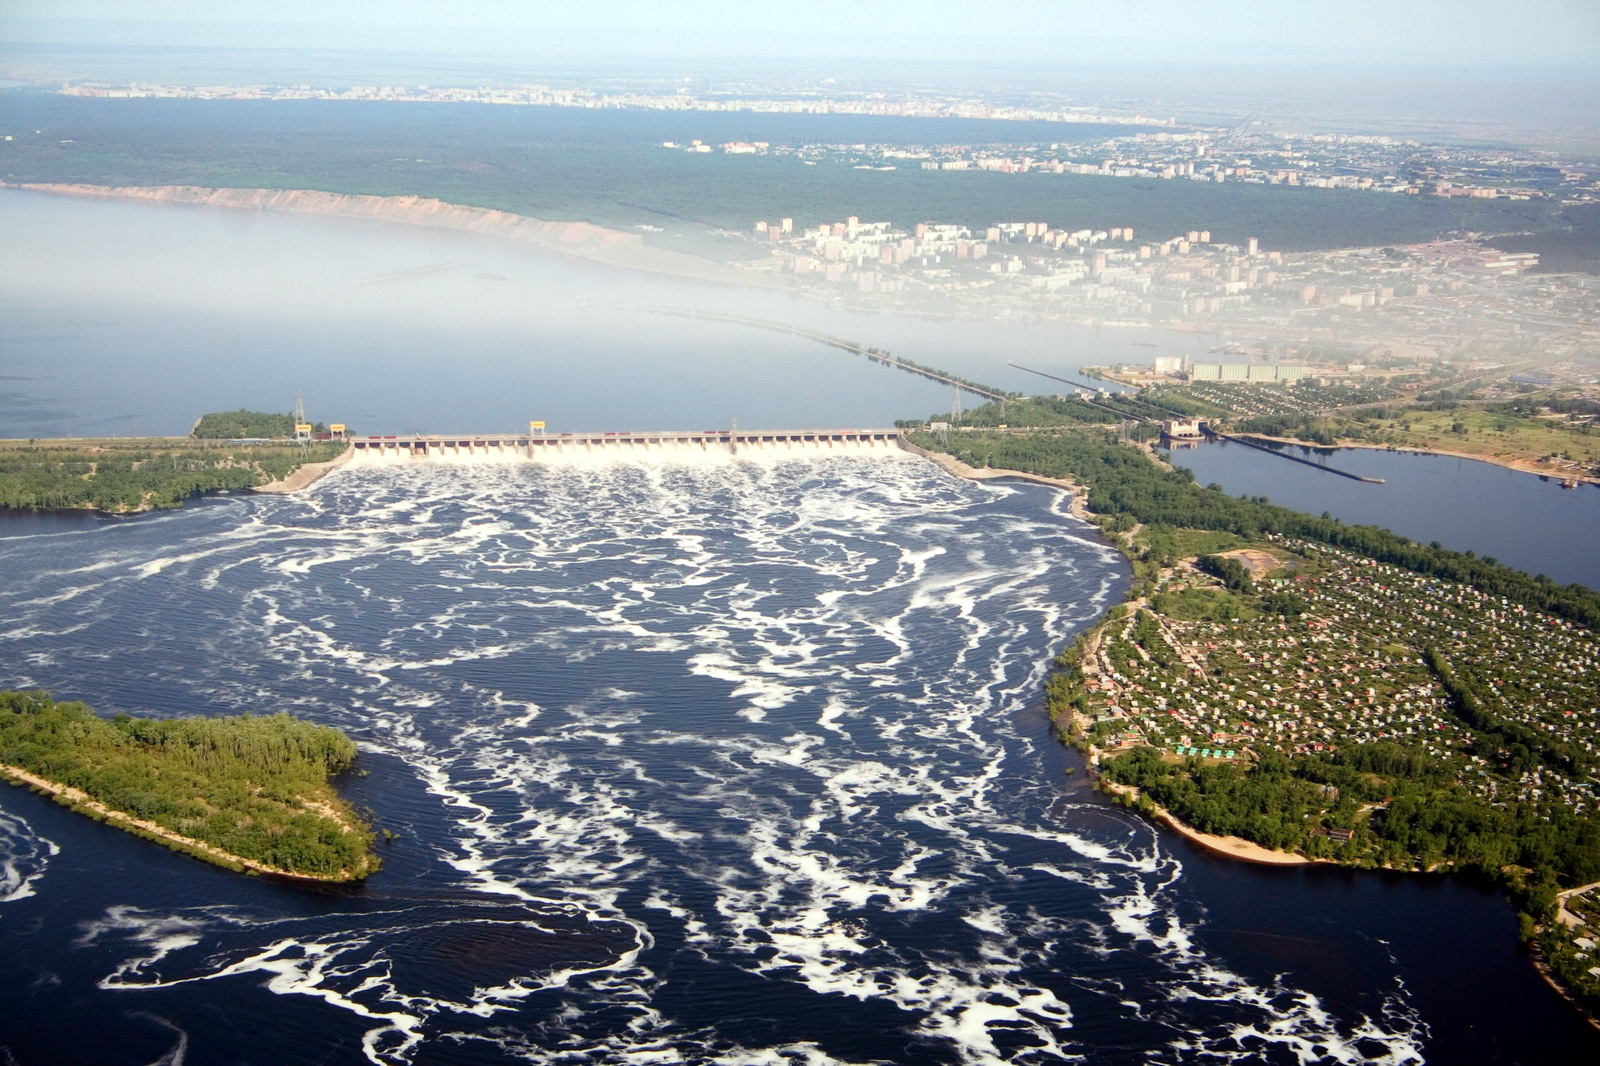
0 456 1446 1064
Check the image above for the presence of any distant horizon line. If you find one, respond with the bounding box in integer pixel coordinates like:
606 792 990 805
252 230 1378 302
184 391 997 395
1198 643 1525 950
3 39 1596 80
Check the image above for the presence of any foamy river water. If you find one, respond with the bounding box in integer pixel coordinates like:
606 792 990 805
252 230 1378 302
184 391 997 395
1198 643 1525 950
3 457 1595 1064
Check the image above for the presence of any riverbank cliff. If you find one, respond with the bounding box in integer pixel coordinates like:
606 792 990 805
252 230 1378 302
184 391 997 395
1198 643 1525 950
12 182 786 288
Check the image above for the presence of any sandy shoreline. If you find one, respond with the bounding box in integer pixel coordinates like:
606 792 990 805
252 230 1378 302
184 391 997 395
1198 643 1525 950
1097 778 1316 865
1533 946 1600 1032
0 761 353 882
1149 803 1317 865
253 444 356 494
901 440 1095 521
924 423 1599 1049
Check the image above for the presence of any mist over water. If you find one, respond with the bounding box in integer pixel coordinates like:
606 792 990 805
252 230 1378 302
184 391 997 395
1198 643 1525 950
0 189 1212 438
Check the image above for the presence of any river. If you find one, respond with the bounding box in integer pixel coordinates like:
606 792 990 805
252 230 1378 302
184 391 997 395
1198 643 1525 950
2 460 1596 1065
1162 438 1600 591
2 191 1599 1064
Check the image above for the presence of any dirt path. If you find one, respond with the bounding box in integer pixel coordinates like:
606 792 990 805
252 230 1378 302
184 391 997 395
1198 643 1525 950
1556 880 1600 928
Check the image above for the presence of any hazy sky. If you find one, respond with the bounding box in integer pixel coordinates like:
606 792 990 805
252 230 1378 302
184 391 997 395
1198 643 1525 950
7 0 1600 70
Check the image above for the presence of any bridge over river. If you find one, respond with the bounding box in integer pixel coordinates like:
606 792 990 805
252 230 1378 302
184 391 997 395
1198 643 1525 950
349 428 909 463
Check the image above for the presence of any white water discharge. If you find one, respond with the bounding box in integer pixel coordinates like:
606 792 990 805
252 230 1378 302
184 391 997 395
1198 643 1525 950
0 456 1428 1064
0 809 57 905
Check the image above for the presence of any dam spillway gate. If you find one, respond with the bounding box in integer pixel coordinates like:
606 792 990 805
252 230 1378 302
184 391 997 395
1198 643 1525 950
348 429 909 464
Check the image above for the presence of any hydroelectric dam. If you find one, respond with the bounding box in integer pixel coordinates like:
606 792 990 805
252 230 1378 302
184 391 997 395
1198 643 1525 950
348 428 910 464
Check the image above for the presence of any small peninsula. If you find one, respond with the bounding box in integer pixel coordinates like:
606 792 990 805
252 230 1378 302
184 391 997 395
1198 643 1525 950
909 415 1600 1019
0 690 378 881
1076 369 1600 488
0 409 349 514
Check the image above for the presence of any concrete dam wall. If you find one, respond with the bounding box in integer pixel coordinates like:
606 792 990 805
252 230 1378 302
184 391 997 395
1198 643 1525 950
347 429 909 465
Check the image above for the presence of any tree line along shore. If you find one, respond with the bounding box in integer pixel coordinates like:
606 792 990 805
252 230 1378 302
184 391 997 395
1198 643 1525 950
0 410 348 514
907 417 1600 1021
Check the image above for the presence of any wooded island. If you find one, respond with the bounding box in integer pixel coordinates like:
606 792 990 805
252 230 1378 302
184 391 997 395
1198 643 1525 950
0 690 378 881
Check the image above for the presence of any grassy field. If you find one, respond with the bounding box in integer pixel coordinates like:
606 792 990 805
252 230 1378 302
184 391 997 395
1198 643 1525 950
1369 407 1600 474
